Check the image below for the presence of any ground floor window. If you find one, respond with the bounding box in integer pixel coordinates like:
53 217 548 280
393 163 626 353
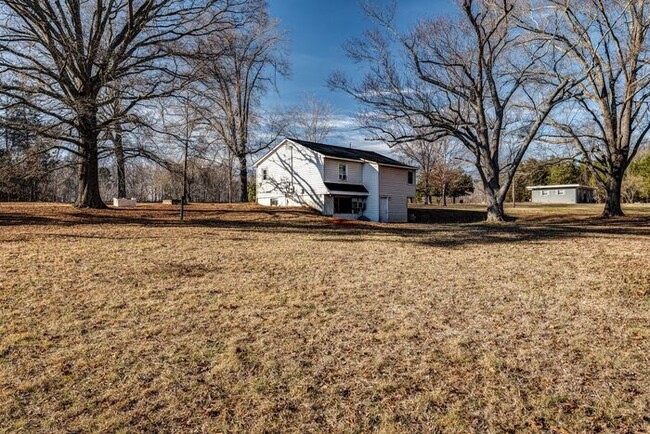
334 197 352 213
334 197 365 214
270 198 278 206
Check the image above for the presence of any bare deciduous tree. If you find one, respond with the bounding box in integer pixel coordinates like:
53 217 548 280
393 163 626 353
194 4 289 202
522 0 650 217
286 96 334 143
104 84 128 199
399 137 469 206
0 0 242 208
396 138 437 204
157 91 212 209
330 0 575 221
430 138 467 207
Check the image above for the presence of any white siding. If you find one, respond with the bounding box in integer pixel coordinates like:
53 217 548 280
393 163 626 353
362 162 380 221
323 196 334 216
379 166 416 222
256 140 328 212
255 139 415 223
323 158 363 184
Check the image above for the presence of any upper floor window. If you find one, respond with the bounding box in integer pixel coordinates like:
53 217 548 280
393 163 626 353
407 171 414 185
262 169 268 180
338 163 347 181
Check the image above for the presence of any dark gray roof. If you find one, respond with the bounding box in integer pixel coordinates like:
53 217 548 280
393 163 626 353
324 182 369 193
289 138 414 169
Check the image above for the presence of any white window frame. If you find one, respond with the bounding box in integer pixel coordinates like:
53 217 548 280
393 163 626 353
351 197 366 213
541 190 549 196
262 168 268 180
557 189 565 195
338 163 348 181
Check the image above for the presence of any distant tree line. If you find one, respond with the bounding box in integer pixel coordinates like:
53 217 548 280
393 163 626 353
507 153 650 204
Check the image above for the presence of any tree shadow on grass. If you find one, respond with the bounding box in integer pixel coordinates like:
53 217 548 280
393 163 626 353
1 204 649 248
415 223 650 249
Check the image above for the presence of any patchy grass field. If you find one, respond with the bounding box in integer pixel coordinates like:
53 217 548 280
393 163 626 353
1 203 649 433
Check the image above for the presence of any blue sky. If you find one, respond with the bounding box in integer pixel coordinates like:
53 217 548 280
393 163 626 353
264 0 456 153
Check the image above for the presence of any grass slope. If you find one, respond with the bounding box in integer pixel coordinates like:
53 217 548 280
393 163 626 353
1 203 649 433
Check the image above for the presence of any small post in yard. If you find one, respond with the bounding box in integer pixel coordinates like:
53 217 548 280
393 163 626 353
180 137 189 221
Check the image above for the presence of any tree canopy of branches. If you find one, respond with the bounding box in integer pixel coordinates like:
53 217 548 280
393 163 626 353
522 0 650 217
194 4 289 202
396 139 437 204
398 137 468 206
330 0 575 221
286 96 334 143
0 0 243 208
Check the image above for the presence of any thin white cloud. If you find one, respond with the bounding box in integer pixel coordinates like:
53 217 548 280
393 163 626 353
326 115 358 130
325 114 400 159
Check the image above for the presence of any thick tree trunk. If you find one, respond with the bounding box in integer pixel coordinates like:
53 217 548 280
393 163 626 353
75 112 106 209
482 163 507 222
486 191 506 222
75 143 105 208
602 176 624 217
238 153 248 203
113 124 127 198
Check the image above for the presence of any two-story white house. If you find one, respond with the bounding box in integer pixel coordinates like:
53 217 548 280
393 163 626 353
254 138 417 222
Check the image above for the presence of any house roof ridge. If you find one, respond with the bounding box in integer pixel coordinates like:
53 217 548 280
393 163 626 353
287 138 415 169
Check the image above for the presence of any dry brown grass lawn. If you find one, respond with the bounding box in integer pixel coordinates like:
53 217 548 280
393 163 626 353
1 203 649 433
